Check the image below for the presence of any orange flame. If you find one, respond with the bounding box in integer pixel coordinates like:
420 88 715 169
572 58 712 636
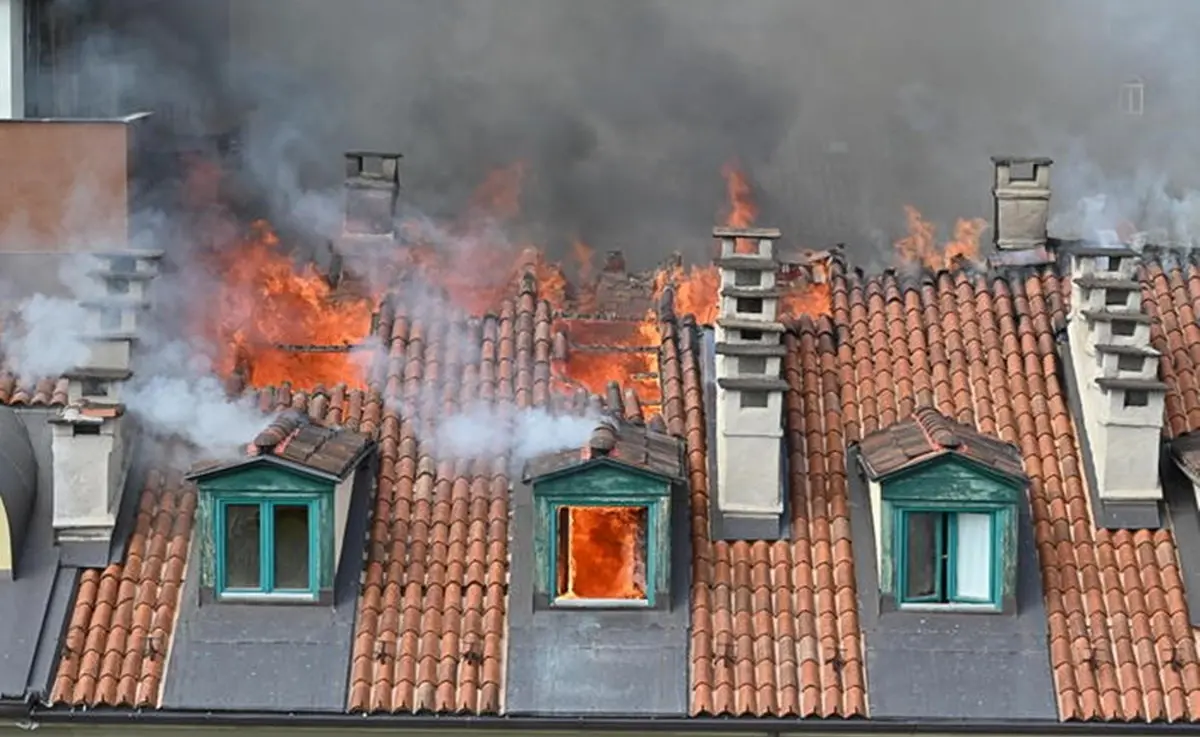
203 220 374 391
557 506 646 600
894 205 987 270
721 162 759 254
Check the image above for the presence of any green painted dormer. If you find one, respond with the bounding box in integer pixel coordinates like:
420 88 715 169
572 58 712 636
522 420 685 610
186 411 374 605
856 407 1027 614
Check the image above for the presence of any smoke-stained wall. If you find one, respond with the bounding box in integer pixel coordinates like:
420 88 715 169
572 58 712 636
24 0 1200 269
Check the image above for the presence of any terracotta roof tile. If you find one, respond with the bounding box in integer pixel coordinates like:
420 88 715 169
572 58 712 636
348 281 555 715
857 404 1026 481
0 370 68 406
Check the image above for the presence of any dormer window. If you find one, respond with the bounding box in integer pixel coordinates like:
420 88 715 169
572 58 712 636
524 421 684 610
186 411 373 605
856 407 1026 614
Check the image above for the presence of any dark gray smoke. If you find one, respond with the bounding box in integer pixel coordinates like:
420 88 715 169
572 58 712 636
29 0 1200 270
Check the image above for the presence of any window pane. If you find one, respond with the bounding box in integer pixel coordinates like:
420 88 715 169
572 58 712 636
904 512 940 600
955 513 993 601
273 504 311 590
224 504 261 589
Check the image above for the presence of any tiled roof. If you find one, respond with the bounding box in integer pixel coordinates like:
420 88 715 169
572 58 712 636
47 384 383 708
50 468 194 707
857 404 1027 481
39 243 1200 723
522 419 685 483
1143 252 1200 439
677 305 866 717
247 409 373 478
823 259 1199 721
347 286 553 714
0 371 68 406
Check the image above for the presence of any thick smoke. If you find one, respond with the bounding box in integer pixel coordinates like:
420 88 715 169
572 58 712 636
12 0 1199 461
32 0 1200 266
218 0 1200 266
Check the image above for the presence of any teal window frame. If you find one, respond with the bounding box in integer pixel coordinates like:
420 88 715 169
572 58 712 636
894 505 1002 610
547 500 657 608
214 495 321 601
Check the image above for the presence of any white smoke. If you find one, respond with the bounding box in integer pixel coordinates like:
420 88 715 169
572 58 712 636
3 294 91 378
435 401 601 463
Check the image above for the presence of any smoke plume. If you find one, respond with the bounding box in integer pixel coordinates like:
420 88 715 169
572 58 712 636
29 0 1200 267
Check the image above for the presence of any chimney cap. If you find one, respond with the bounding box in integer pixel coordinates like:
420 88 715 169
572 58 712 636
991 156 1053 166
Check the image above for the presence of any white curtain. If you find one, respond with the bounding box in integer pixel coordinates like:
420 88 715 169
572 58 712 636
954 513 992 601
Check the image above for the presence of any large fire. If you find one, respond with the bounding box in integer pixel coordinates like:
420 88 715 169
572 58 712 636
894 205 987 270
199 158 831 405
556 505 647 601
203 220 373 390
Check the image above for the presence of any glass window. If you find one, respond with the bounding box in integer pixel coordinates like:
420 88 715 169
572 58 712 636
898 509 997 607
217 498 316 598
223 504 262 590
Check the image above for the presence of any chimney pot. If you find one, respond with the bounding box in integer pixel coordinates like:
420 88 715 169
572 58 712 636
589 423 617 456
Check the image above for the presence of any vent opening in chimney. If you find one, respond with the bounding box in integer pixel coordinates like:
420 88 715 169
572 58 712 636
1010 161 1035 180
81 379 108 397
740 329 764 342
740 391 770 409
1106 289 1132 307
738 356 768 374
1124 390 1150 408
71 424 101 436
1117 354 1145 373
736 297 764 314
734 270 761 287
1112 320 1138 337
106 277 131 295
554 505 647 603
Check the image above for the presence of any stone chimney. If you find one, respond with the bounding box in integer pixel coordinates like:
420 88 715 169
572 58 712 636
343 151 400 238
712 226 788 537
50 250 160 547
1065 243 1166 503
992 156 1052 251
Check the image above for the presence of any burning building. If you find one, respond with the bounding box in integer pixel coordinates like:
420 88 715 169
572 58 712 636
6 1 1200 734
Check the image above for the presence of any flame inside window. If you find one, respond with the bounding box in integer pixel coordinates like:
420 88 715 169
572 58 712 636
555 506 647 601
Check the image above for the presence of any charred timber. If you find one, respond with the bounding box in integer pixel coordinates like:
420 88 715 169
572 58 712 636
272 343 367 353
570 344 659 354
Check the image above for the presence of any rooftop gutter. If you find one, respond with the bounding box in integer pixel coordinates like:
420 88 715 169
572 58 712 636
20 706 1200 735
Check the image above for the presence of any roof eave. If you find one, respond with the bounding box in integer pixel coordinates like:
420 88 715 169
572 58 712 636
24 706 1200 734
525 455 682 486
185 454 345 484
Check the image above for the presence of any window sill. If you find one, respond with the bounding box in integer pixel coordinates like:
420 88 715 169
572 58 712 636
217 592 319 604
897 602 1001 614
551 597 651 610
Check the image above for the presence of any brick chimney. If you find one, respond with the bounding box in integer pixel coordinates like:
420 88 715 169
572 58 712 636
50 250 160 547
992 156 1052 251
1065 243 1165 503
712 226 788 536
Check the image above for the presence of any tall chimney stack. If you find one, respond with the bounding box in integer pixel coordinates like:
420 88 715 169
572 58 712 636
991 156 1052 252
50 250 160 550
711 226 788 540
